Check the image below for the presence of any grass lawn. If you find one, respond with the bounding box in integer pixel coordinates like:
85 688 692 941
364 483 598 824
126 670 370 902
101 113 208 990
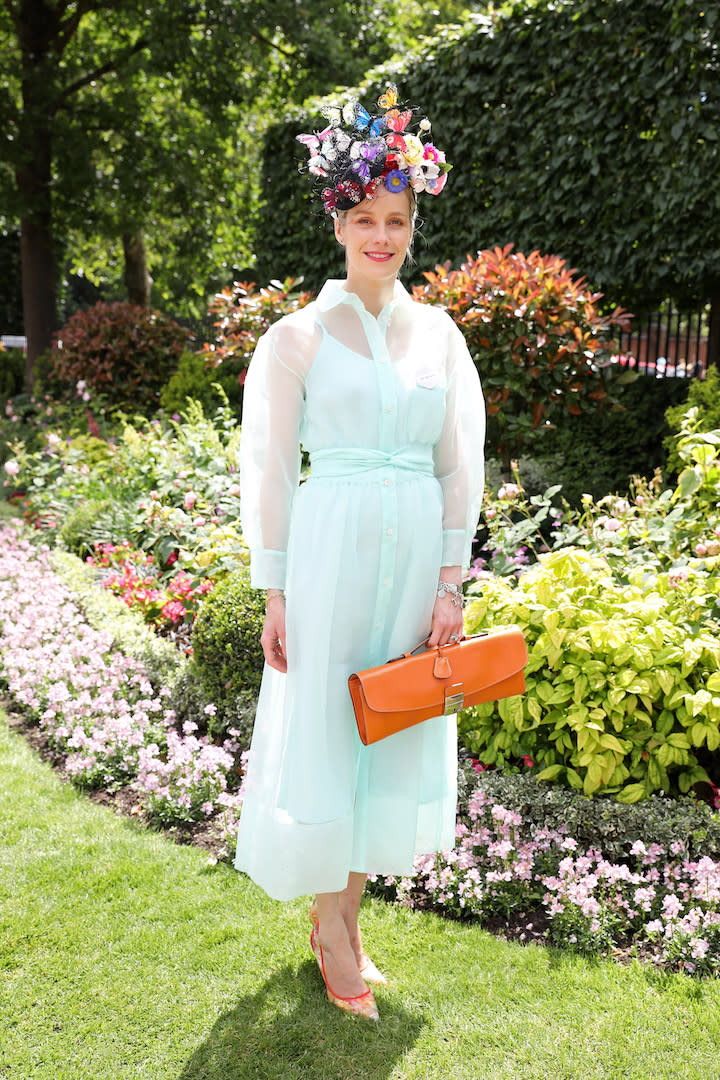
2 708 720 1080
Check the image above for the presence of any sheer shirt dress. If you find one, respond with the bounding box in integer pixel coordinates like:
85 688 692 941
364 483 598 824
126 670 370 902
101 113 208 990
234 278 485 901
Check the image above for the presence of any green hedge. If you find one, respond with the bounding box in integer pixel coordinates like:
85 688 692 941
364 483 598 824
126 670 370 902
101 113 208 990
530 375 689 505
191 572 266 727
456 762 720 862
255 0 720 310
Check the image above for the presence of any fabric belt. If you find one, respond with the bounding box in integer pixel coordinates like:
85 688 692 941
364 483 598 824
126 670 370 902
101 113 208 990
309 446 434 480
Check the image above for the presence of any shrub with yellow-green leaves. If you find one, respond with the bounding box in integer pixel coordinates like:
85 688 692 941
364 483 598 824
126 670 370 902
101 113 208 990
461 547 720 802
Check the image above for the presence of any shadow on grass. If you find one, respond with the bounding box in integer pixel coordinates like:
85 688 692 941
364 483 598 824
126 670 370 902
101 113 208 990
178 960 425 1080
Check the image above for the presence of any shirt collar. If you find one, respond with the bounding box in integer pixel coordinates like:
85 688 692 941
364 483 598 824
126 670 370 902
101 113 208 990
315 279 412 324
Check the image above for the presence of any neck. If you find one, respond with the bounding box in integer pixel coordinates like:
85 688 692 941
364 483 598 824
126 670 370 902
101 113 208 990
343 272 397 319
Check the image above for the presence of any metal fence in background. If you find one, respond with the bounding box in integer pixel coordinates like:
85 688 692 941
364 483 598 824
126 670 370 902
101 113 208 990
614 304 716 379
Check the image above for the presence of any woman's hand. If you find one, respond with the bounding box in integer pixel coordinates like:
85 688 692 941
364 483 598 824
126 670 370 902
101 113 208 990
261 592 287 672
427 566 464 648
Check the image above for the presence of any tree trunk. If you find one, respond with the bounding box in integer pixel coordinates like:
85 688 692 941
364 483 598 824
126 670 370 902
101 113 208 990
16 0 62 390
19 214 57 391
122 229 153 306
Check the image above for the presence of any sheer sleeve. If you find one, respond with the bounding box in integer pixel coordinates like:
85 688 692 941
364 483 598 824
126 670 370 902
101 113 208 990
240 320 307 589
433 318 486 570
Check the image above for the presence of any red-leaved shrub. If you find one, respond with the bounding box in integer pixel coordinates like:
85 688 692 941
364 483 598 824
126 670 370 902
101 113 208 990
200 277 315 383
413 245 633 470
50 301 192 407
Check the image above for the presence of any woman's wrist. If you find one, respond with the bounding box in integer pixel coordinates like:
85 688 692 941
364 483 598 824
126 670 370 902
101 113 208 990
266 588 286 607
438 565 462 586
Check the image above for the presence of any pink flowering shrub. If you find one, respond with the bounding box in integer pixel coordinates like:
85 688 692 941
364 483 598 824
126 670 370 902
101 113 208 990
0 523 241 824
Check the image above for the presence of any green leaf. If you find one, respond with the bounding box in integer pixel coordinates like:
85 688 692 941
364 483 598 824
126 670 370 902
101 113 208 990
615 783 646 804
535 764 564 782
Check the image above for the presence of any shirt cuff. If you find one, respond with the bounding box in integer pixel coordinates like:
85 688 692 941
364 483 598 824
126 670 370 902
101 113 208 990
250 548 287 590
441 529 468 570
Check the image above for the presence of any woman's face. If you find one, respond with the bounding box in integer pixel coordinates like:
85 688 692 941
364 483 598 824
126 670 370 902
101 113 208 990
334 186 414 285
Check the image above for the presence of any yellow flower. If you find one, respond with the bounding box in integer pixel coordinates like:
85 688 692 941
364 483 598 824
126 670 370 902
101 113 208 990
402 134 424 166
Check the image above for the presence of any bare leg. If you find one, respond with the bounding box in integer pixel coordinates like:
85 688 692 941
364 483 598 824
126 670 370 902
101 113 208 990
314 890 369 999
338 871 367 966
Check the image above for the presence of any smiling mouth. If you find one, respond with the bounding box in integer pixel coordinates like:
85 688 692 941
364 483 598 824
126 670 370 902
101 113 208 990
365 252 394 261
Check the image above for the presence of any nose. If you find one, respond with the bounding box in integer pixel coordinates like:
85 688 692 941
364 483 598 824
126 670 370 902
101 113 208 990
372 223 391 246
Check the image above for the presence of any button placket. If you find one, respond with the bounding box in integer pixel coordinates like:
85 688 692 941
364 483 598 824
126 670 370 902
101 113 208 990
362 307 399 664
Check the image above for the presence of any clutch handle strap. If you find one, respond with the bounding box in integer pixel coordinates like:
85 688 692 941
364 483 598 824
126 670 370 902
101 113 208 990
388 630 490 665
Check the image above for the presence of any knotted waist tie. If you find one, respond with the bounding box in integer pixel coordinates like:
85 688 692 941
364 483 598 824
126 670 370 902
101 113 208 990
309 446 435 480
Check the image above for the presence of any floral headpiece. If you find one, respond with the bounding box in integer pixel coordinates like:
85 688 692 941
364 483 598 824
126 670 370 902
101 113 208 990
296 84 452 214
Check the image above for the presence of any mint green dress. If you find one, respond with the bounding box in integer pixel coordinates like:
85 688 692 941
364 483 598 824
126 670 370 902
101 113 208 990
234 279 485 901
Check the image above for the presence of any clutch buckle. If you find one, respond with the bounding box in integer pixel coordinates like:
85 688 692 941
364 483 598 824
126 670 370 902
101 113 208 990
444 684 465 715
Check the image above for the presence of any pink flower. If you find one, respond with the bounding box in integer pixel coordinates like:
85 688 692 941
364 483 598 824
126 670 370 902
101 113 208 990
184 492 197 511
425 171 448 196
4 460 20 476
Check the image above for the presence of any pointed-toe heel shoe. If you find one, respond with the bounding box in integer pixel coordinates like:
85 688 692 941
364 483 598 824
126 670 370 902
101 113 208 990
309 900 388 987
309 922 379 1022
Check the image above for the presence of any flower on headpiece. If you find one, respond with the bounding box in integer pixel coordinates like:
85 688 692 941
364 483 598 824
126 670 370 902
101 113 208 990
425 172 448 196
322 188 337 212
408 165 432 191
423 144 440 163
401 134 425 167
385 169 409 193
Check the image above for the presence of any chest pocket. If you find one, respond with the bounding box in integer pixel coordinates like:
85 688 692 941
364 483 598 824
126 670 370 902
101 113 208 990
405 374 447 445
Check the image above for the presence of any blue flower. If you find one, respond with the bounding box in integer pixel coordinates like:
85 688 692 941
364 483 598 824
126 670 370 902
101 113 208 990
384 169 408 193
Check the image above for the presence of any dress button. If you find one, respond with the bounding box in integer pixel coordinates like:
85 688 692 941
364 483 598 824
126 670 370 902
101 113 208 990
383 578 389 585
384 478 390 486
386 528 393 536
387 405 393 412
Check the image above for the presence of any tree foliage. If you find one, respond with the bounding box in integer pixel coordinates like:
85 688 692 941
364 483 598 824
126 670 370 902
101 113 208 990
0 0 479 368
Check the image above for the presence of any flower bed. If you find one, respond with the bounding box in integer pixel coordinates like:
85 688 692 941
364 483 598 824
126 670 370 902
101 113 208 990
0 522 243 833
370 781 720 975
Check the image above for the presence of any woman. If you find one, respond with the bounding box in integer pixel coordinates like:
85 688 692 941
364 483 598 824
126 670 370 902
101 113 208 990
235 85 485 1021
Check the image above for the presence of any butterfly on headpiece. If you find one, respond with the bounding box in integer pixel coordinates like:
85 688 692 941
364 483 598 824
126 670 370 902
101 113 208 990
355 105 385 138
385 110 413 133
385 132 408 154
323 100 357 127
377 84 399 112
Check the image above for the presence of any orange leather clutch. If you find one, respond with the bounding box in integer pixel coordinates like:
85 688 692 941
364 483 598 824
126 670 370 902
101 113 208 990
349 627 528 746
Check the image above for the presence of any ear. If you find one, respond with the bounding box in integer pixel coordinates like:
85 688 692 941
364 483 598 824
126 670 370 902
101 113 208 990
334 216 345 245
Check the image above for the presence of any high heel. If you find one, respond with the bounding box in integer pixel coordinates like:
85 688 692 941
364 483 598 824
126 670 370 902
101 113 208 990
310 900 388 986
309 922 380 1021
